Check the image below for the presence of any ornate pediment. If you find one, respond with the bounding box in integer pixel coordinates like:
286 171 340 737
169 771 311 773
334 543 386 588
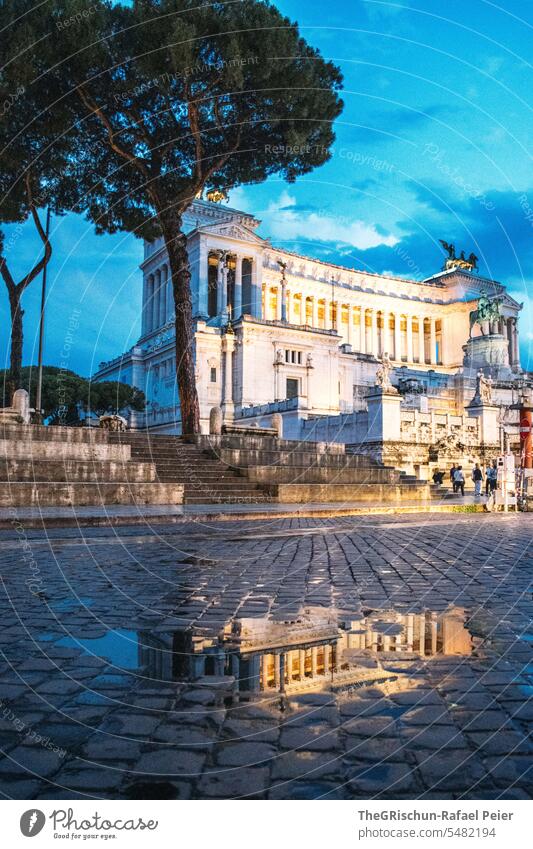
195 220 268 247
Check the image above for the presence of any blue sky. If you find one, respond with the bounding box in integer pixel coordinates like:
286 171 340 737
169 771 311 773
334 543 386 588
1 0 531 376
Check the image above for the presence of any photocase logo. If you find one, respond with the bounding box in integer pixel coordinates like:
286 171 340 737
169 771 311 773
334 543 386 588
20 809 46 837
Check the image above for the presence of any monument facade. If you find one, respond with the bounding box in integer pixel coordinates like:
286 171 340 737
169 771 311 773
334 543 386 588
93 197 529 477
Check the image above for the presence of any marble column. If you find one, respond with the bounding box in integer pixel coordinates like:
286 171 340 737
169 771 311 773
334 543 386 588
323 645 330 675
347 307 353 345
142 275 150 335
311 297 318 328
196 243 208 318
276 287 282 321
418 318 426 364
512 319 519 365
216 256 226 317
311 646 318 677
234 255 242 319
430 318 437 365
299 649 306 680
249 257 259 318
159 268 166 326
406 315 414 363
280 275 287 321
221 334 235 420
261 656 270 690
152 270 160 330
274 654 281 690
431 613 438 655
394 313 402 362
406 614 414 651
334 300 341 331
419 614 426 655
371 309 378 355
279 653 286 693
230 653 240 683
359 309 366 353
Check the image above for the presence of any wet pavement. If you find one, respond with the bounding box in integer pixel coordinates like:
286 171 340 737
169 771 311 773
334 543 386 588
0 512 531 800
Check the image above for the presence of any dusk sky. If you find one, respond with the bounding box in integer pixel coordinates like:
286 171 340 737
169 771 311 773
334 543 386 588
1 0 531 377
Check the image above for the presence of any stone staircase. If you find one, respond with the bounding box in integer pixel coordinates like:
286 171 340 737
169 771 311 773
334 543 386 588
193 432 432 503
108 431 273 504
0 423 433 509
108 429 432 505
0 424 184 507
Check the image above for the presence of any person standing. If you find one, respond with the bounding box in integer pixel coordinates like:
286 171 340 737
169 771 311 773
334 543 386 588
450 464 457 493
489 461 498 493
454 466 465 496
485 463 493 496
472 463 483 497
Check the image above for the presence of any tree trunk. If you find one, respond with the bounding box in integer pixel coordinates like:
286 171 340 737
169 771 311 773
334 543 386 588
160 213 201 435
7 288 23 403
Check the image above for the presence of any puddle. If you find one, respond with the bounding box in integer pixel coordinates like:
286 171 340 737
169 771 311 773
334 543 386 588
138 605 474 695
36 606 474 696
54 629 140 669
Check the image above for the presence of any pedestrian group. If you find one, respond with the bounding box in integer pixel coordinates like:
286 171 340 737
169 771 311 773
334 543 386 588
434 461 499 498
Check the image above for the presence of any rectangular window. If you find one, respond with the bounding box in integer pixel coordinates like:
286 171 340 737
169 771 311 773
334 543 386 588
285 349 290 363
210 367 217 383
286 378 299 399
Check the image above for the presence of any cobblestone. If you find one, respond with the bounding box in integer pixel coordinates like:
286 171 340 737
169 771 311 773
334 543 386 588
0 512 531 799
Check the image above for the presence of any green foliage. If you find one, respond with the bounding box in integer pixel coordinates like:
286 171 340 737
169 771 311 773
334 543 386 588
3 0 344 432
0 366 145 424
53 0 344 237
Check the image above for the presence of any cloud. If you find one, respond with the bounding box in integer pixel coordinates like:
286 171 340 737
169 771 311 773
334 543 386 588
262 191 398 251
346 183 533 293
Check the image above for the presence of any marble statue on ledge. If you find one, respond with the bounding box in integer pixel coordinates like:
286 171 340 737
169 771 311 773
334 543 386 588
375 352 397 393
473 369 494 405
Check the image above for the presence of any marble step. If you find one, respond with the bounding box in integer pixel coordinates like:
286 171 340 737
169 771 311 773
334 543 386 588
0 481 184 507
0 458 157 483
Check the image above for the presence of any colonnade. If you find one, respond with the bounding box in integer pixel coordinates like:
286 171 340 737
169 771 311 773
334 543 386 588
259 643 336 692
143 265 173 334
263 288 443 365
207 251 259 320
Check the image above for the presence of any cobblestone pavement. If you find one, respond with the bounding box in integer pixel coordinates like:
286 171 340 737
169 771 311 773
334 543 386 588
0 512 531 800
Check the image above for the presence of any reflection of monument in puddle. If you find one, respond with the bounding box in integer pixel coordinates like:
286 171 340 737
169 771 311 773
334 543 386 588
139 606 471 696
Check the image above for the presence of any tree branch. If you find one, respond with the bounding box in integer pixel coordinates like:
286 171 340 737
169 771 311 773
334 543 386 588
0 255 16 295
18 172 52 294
77 84 151 181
